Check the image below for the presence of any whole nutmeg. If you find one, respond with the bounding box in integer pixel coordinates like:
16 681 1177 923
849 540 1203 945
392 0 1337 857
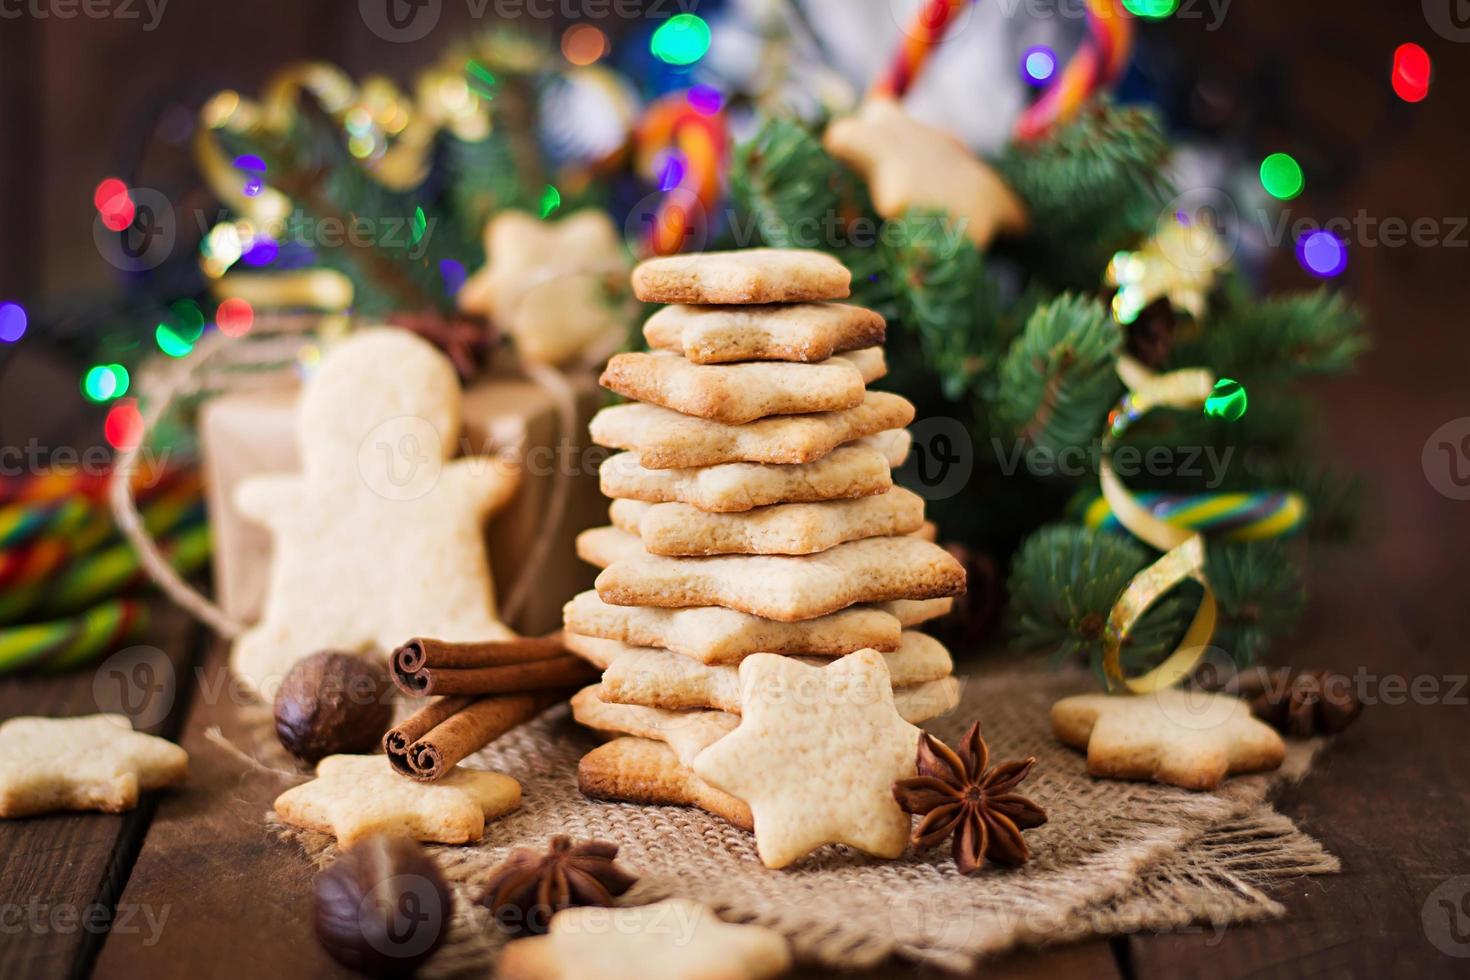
275 652 394 764
315 835 453 977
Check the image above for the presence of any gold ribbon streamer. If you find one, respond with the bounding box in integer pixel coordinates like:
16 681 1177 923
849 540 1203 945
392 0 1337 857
1098 356 1219 694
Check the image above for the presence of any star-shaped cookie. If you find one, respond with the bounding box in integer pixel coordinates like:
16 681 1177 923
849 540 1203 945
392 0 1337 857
823 98 1028 250
691 649 922 869
0 714 187 818
273 754 520 846
231 329 519 699
1051 690 1286 790
458 208 630 366
498 898 791 980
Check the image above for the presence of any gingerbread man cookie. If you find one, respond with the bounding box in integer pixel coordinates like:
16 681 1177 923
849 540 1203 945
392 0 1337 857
231 329 519 698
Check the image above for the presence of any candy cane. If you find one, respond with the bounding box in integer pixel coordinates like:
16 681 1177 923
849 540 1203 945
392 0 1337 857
871 0 975 99
1014 0 1135 140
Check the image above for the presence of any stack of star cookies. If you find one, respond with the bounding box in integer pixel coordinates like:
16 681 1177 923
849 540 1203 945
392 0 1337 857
564 248 967 860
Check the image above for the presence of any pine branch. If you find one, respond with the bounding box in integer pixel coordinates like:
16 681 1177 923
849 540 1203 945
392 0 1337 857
999 100 1173 288
1205 541 1305 664
1006 524 1192 675
729 116 898 318
884 208 999 401
1176 289 1368 379
995 294 1123 457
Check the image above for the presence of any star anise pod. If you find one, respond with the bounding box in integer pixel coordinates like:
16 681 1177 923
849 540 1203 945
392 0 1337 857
477 835 637 935
1201 665 1362 738
389 309 496 381
892 722 1047 874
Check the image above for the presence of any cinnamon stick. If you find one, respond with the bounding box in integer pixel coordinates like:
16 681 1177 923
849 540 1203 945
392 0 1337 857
391 636 582 696
383 696 475 772
396 692 563 782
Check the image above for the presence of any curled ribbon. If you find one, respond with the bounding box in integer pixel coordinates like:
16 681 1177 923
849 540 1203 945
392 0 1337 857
1098 355 1218 694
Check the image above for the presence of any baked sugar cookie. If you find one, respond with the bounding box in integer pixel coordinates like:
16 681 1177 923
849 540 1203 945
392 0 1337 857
643 301 886 364
0 715 186 818
632 248 849 304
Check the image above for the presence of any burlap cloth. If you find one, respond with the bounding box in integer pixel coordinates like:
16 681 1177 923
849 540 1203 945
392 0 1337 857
250 666 1338 974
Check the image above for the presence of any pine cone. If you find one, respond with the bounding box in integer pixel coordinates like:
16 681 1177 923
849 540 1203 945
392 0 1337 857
932 542 1002 649
1202 665 1362 738
1124 298 1176 369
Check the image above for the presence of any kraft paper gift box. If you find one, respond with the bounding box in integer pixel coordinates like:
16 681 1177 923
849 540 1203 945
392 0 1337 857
198 368 607 637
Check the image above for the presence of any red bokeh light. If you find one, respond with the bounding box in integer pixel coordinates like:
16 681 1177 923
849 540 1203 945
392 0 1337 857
104 399 144 451
1391 42 1431 103
216 297 255 337
94 177 136 232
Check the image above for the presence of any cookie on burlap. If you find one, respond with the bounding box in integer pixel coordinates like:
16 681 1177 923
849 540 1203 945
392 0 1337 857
457 209 629 365
586 530 967 622
231 329 519 699
578 737 752 831
600 348 886 425
273 755 520 846
0 715 187 818
1051 691 1286 791
571 678 957 765
590 392 914 469
632 248 850 305
562 590 952 664
569 630 953 713
643 301 886 364
609 487 926 556
691 650 923 869
599 430 909 513
498 898 790 980
823 98 1028 250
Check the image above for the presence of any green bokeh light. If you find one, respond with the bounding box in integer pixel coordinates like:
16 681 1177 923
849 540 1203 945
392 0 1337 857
82 363 129 402
1259 153 1304 201
651 14 711 66
155 323 194 358
539 184 562 218
411 206 428 244
1204 378 1248 421
1122 0 1178 18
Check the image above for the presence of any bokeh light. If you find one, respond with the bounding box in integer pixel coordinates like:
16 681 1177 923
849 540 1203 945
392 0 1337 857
82 363 130 402
657 151 686 192
241 235 279 267
0 302 26 343
440 258 467 298
104 399 144 451
1204 378 1248 421
561 24 608 66
412 206 428 244
1391 42 1431 103
1122 0 1178 17
234 153 267 197
1021 46 1056 86
216 297 255 337
539 184 562 218
155 323 194 358
93 177 135 232
1259 152 1304 200
1296 230 1348 278
687 84 722 116
651 14 711 66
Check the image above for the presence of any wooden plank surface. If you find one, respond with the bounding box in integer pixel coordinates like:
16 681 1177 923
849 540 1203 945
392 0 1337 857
0 605 198 980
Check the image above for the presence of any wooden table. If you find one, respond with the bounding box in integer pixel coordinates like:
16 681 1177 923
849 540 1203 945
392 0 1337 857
3 322 1469 980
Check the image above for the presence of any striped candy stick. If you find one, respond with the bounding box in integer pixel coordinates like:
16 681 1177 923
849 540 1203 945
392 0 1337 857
1081 490 1308 542
0 599 150 674
33 522 211 621
1014 0 1134 140
870 0 974 99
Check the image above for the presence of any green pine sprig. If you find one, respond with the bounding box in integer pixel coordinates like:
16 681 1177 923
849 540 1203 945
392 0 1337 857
995 294 1123 457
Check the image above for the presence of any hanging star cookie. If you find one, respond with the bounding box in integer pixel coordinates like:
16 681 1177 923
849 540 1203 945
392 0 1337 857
231 329 519 699
1051 690 1286 791
458 209 630 366
0 715 187 818
691 649 923 869
273 754 520 846
498 898 791 980
823 97 1028 250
